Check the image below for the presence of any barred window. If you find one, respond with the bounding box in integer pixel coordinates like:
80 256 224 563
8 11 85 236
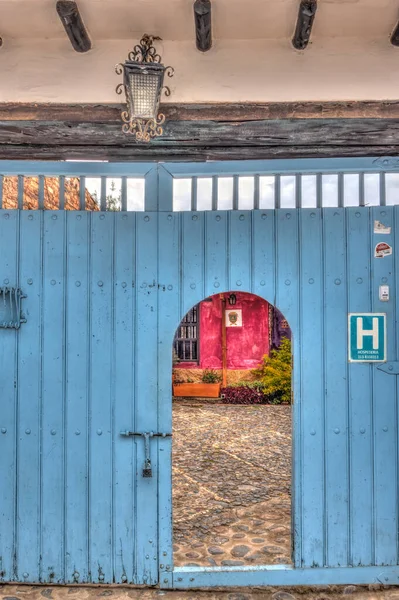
173 305 199 362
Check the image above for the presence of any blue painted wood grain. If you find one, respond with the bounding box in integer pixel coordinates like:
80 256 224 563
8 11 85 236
41 211 66 582
371 206 397 565
135 213 159 585
0 210 19 582
299 209 325 568
65 211 90 583
89 212 114 583
323 209 349 567
113 212 136 584
1 191 399 588
16 211 42 582
347 208 373 566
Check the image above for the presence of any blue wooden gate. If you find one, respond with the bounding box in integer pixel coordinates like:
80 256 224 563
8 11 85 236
1 158 399 588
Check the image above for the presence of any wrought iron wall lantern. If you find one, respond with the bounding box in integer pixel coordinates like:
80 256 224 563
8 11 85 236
115 34 174 142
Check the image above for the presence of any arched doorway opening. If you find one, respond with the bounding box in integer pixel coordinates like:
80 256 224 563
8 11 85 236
171 291 293 568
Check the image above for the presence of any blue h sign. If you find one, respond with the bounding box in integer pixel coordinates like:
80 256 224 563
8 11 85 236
348 313 386 362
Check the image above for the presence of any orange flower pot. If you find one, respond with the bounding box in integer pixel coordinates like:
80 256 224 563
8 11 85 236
172 383 221 398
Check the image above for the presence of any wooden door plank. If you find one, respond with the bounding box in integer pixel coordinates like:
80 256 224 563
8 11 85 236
40 211 66 582
0 209 19 581
323 208 350 567
113 212 136 583
134 212 159 585
16 211 42 581
65 211 90 583
371 206 397 565
347 207 373 566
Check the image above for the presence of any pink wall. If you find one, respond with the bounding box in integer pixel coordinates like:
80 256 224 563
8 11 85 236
179 292 270 370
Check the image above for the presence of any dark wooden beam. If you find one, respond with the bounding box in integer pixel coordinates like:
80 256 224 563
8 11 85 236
2 101 399 123
56 1 91 53
0 102 398 161
194 0 212 52
292 0 317 51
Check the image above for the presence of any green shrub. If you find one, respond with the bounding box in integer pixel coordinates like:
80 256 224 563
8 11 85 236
251 338 292 404
201 369 222 383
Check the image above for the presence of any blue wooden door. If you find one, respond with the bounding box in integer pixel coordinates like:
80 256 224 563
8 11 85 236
0 210 159 585
1 159 399 588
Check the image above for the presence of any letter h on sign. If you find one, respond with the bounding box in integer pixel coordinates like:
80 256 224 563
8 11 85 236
349 313 386 363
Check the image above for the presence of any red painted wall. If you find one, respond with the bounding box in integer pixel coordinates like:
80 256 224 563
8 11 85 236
179 292 270 370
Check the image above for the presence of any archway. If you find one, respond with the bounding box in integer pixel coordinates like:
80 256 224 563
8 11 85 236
171 291 293 569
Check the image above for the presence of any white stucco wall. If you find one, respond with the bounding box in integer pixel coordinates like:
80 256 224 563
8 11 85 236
2 37 399 103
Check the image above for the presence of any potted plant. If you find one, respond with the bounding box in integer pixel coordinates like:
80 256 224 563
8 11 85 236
173 369 222 398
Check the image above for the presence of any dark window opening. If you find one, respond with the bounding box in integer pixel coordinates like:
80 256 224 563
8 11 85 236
173 304 199 362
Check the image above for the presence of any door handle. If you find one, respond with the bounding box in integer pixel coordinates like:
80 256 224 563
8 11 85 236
120 431 172 478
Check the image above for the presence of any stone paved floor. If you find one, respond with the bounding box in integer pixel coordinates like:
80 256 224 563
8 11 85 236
0 584 397 599
172 401 292 568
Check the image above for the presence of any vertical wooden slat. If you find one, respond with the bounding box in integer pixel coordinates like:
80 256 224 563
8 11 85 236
121 177 127 211
182 212 205 316
229 211 251 292
254 175 260 210
380 173 386 207
395 205 399 567
316 174 323 208
40 211 66 582
359 173 365 207
100 177 107 211
0 175 4 209
18 175 24 210
38 176 45 210
232 176 239 210
275 175 281 209
371 206 397 565
89 212 114 583
158 211 180 587
191 176 198 211
65 211 90 583
113 212 136 583
295 174 302 208
323 208 349 567
205 211 228 298
212 176 218 211
274 209 300 566
338 173 344 208
347 207 373 566
135 212 159 585
252 210 276 304
59 176 65 210
16 210 42 581
299 208 325 567
80 176 86 211
0 209 19 581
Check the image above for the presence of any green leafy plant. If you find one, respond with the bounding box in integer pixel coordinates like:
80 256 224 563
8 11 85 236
251 338 292 404
201 369 222 384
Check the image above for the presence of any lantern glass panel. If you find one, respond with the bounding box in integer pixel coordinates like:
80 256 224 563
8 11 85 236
127 69 163 120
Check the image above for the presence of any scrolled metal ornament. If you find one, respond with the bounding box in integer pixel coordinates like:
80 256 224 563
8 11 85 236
116 34 174 142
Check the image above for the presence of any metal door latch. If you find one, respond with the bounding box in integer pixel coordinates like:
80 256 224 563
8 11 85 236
120 431 172 478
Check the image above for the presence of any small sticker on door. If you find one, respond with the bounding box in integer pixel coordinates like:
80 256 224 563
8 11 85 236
374 220 391 235
375 242 392 258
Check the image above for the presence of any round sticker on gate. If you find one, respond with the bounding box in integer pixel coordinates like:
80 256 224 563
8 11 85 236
375 242 392 258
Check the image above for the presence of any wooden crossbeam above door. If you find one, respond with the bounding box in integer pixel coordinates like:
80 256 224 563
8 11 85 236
0 101 399 161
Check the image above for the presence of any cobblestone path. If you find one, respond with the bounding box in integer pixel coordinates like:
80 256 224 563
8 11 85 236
172 401 292 567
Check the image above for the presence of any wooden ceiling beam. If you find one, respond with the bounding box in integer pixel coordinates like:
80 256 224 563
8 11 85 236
194 0 212 52
292 0 317 51
1 101 399 122
56 1 91 53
